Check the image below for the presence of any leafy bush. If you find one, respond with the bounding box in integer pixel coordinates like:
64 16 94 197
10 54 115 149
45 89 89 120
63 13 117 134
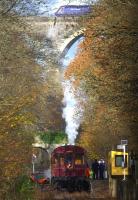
7 175 35 200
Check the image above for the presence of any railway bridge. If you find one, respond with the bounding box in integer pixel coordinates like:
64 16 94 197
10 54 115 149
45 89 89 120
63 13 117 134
26 16 85 58
29 15 86 174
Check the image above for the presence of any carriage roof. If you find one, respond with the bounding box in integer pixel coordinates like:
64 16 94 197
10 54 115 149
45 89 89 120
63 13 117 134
51 145 86 155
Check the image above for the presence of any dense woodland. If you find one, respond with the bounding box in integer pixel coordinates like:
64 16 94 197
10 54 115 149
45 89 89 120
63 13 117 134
0 0 64 198
66 0 138 158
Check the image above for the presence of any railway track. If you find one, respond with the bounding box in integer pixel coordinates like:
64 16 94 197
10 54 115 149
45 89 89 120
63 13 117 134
36 191 112 200
35 180 111 200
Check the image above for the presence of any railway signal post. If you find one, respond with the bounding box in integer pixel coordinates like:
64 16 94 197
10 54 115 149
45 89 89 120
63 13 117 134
32 154 37 174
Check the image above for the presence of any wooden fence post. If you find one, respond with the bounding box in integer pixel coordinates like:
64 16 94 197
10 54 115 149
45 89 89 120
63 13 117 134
109 176 117 198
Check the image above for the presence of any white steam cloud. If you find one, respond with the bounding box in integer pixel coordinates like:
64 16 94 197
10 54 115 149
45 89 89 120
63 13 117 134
46 24 82 145
62 80 81 144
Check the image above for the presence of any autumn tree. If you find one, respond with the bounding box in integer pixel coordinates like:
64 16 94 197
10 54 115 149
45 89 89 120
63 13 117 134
0 0 64 198
0 12 39 200
66 0 138 159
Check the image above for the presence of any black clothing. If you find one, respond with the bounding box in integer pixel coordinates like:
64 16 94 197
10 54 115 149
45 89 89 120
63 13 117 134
92 160 99 179
99 162 105 179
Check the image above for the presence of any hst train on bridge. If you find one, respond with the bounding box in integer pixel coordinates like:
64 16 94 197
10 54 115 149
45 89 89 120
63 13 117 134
55 5 91 17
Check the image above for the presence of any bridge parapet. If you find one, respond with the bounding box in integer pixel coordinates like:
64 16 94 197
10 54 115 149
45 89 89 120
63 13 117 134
26 16 85 57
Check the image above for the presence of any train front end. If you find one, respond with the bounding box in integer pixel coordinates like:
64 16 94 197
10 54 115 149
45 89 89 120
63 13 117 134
51 145 91 191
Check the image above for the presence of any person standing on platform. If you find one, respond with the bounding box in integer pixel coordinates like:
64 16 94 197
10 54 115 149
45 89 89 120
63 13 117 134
99 159 105 179
92 159 99 179
85 163 90 178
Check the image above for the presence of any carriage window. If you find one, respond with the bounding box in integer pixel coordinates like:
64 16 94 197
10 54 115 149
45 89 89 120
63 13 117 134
52 154 58 165
75 154 84 165
115 155 127 167
65 153 73 165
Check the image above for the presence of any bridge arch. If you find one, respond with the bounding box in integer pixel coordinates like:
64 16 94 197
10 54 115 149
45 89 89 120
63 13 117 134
59 28 86 58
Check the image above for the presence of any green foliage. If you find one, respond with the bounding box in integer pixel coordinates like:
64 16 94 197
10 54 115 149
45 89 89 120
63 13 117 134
39 131 68 145
14 175 34 200
0 175 34 200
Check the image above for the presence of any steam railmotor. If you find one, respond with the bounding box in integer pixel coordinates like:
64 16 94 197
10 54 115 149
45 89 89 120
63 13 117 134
51 145 91 191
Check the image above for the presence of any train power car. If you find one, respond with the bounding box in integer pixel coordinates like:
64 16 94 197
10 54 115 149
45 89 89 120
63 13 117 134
55 5 91 17
51 145 91 192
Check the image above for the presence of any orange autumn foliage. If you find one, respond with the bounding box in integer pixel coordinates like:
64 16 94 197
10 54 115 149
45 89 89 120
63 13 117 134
66 0 138 157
